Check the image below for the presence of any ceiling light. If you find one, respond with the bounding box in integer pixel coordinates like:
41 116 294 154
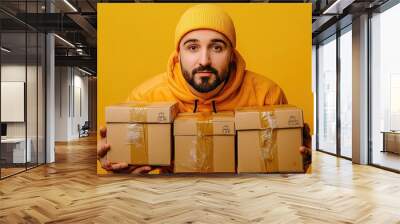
1 47 11 53
54 34 75 48
63 0 78 12
77 67 93 76
322 0 354 15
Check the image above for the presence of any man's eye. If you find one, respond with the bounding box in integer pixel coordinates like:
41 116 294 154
187 45 199 51
212 45 223 52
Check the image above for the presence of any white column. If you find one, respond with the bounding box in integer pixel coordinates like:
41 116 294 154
352 14 369 164
46 32 55 163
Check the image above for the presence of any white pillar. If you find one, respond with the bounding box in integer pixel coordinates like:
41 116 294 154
352 14 369 164
46 32 55 163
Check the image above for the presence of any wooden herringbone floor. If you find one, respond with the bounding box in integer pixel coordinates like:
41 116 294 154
1 136 400 223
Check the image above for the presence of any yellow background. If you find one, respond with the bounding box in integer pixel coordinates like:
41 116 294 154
97 3 312 174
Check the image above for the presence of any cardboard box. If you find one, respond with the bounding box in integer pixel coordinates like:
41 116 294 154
235 105 304 173
106 101 178 123
174 112 235 173
105 102 178 165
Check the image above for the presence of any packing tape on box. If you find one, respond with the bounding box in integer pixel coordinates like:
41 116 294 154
129 103 148 122
127 123 148 164
196 115 214 172
259 108 279 172
259 129 279 172
236 106 278 129
182 112 214 172
260 110 277 129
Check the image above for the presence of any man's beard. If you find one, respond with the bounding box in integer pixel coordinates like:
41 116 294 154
181 64 230 93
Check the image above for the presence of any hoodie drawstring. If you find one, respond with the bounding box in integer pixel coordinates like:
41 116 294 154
193 99 217 113
211 100 217 113
193 99 199 113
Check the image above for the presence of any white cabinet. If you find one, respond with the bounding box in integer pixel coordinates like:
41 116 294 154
1 138 32 163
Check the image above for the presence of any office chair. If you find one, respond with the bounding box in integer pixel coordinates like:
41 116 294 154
79 121 90 138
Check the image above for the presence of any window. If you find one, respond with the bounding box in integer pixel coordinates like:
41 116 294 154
0 1 46 179
317 35 337 155
339 27 352 158
371 2 400 171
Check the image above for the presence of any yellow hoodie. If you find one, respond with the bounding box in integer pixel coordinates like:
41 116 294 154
127 49 287 111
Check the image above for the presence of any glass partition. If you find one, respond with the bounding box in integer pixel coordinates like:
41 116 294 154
317 35 337 155
0 1 46 179
339 27 352 158
371 3 400 171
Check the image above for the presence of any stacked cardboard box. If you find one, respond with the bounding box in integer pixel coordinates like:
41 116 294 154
105 102 306 174
173 112 235 173
235 105 304 173
105 102 178 166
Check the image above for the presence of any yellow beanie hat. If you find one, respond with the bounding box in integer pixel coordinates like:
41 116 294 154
175 4 236 50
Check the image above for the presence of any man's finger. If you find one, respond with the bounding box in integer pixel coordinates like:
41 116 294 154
300 146 312 172
99 126 107 138
98 143 110 158
299 146 307 154
97 127 108 157
132 166 152 174
111 162 129 170
101 160 113 171
300 146 312 155
99 128 107 147
303 123 312 148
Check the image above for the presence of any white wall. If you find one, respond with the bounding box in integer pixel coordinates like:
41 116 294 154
55 66 69 141
1 64 45 164
72 73 89 138
54 67 89 141
1 65 39 138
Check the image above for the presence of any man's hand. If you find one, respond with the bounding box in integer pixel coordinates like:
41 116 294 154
299 123 312 172
97 126 152 174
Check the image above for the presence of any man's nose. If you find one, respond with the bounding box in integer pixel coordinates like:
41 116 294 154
198 49 211 66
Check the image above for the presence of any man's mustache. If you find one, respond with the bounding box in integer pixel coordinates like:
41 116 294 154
192 65 218 76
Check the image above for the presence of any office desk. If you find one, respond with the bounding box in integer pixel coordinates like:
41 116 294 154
382 131 400 154
1 138 31 164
